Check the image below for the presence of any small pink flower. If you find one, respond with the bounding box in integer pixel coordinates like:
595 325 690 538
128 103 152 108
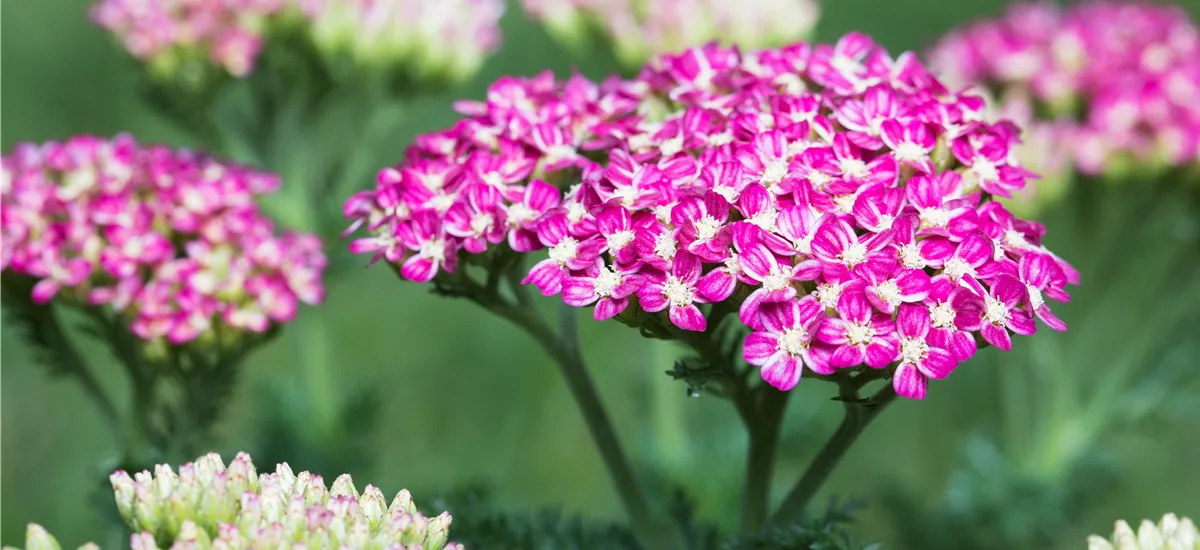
880 119 936 174
562 259 646 321
860 263 931 314
637 252 709 332
965 274 1037 351
397 211 458 283
809 216 894 280
892 305 958 400
923 275 982 362
905 171 978 238
817 289 899 369
444 183 508 254
918 231 995 284
1017 251 1069 331
743 296 831 390
523 213 604 296
505 178 561 253
672 191 732 262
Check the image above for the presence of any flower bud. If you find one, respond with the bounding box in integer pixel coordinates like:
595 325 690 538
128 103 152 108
1140 519 1166 550
111 471 137 521
226 452 258 496
133 481 164 533
360 485 388 531
25 525 61 550
274 463 296 495
129 533 159 550
329 474 358 499
176 520 212 550
388 489 416 516
303 475 327 507
425 512 453 550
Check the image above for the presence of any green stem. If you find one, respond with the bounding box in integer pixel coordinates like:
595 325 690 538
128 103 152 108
769 382 897 526
740 388 790 533
650 339 690 469
465 272 671 549
297 309 337 433
36 304 123 433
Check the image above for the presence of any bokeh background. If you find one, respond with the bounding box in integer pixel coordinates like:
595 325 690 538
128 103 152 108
3 0 1199 548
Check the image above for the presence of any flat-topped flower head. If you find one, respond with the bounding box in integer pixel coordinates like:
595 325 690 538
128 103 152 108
2 135 326 349
520 0 819 69
109 452 462 550
931 2 1200 189
344 33 1076 399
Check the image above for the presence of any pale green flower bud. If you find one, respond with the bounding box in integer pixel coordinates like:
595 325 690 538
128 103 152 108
129 533 159 550
274 463 296 495
360 485 388 531
111 471 137 522
26 524 61 550
329 474 359 499
425 512 453 550
303 474 327 507
225 452 258 496
176 521 212 550
133 481 165 533
389 489 416 516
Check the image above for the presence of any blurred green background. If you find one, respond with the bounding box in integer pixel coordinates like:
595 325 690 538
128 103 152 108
3 0 1199 548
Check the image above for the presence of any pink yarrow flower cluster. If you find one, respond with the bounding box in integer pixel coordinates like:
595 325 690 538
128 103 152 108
2 135 326 346
930 1 1200 174
345 34 1078 400
90 0 287 77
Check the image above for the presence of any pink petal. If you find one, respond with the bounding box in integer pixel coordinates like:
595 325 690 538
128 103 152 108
892 363 928 400
400 256 438 283
957 232 994 266
918 348 956 379
830 344 867 368
1007 308 1037 336
672 251 703 284
669 304 707 331
896 305 930 339
562 277 599 306
696 269 737 302
637 284 669 312
1036 305 1067 332
743 332 781 366
594 296 628 320
980 323 1012 351
760 300 799 334
521 259 565 296
865 337 899 368
760 353 802 391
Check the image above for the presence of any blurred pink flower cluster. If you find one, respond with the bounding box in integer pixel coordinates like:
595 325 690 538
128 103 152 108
91 0 505 80
2 135 326 345
344 34 1078 400
930 1 1200 174
521 0 819 67
90 0 287 77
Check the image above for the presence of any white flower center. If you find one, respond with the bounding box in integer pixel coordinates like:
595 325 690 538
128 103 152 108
930 301 956 328
469 213 494 236
723 253 741 274
566 201 588 223
840 158 869 178
660 135 684 157
653 231 677 261
594 268 622 298
606 230 635 251
761 159 789 186
973 159 999 182
942 257 975 281
694 216 722 242
654 203 675 224
893 141 926 161
808 171 832 190
762 269 792 291
548 237 579 266
899 243 925 269
779 328 810 356
846 322 875 345
545 145 576 164
1027 284 1044 310
841 241 867 266
662 276 694 307
834 194 857 214
1002 229 1028 250
920 207 952 229
614 185 639 207
481 172 504 189
507 203 537 226
419 238 446 260
875 279 902 307
815 283 842 308
983 296 1009 325
748 208 778 230
428 194 456 213
900 337 929 364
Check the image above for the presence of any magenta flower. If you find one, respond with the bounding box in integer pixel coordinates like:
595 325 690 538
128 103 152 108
861 263 931 315
505 179 561 253
637 252 709 332
444 183 508 254
522 213 604 296
817 290 900 369
809 216 894 280
1017 251 1069 331
2 135 326 346
673 191 733 262
923 275 982 362
965 274 1037 351
743 296 831 390
397 211 459 283
562 259 646 321
892 305 958 400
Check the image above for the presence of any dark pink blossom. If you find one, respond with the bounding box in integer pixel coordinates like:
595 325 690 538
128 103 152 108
892 305 958 400
637 252 709 331
817 290 899 369
743 296 831 391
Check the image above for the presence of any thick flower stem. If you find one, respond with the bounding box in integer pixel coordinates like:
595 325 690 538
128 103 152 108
33 303 123 433
462 273 672 549
740 388 790 533
768 382 897 527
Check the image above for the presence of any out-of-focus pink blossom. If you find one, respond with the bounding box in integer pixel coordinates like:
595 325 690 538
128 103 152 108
2 134 326 346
